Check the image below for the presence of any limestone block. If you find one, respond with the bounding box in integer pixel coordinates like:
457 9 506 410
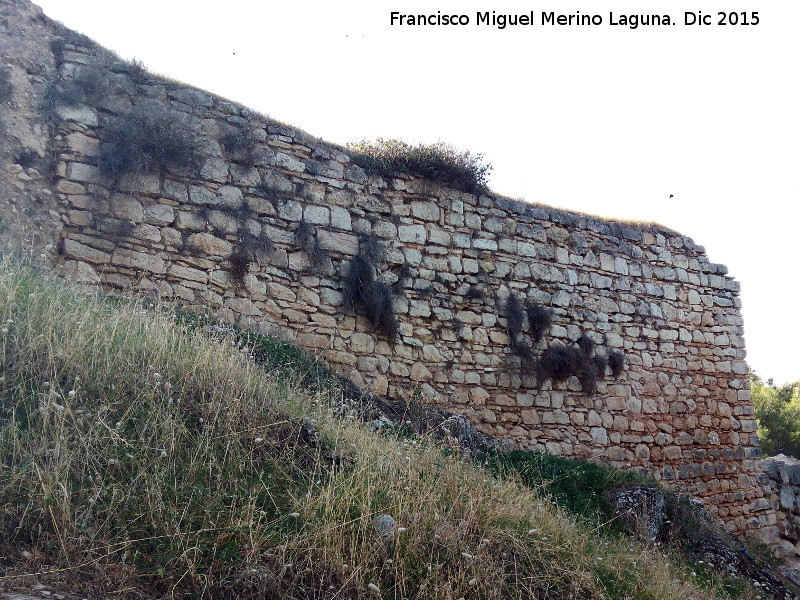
208 210 239 235
188 233 234 258
163 180 189 202
119 173 160 195
55 104 97 126
133 223 161 243
176 210 206 231
62 260 100 283
296 332 330 349
304 205 330 226
111 248 166 274
330 206 352 230
521 409 540 425
590 427 609 444
398 224 426 244
56 179 86 195
201 157 229 182
275 152 305 172
110 195 144 222
169 263 208 283
410 362 433 382
65 132 100 156
318 230 359 255
63 239 110 264
411 201 440 221
67 162 99 183
266 282 296 302
473 238 498 251
144 203 175 226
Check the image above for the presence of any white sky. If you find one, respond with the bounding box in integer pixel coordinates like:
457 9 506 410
33 0 800 384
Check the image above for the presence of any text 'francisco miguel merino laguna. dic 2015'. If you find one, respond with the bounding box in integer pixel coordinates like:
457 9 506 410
389 11 761 29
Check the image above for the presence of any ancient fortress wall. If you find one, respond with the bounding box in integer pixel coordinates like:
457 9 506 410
0 0 780 545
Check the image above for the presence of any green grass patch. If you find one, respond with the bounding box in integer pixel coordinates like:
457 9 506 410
482 449 649 524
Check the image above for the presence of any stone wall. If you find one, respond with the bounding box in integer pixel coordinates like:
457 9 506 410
0 0 782 547
763 456 800 557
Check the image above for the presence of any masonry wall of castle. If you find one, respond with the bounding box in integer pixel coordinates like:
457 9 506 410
0 3 780 545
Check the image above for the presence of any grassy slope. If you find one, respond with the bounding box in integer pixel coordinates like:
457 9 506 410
0 260 766 600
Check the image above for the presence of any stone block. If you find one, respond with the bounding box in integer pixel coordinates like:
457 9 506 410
318 230 359 255
186 232 233 258
63 239 110 264
144 203 175 226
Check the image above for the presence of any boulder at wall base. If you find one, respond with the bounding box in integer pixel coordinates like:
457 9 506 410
604 483 794 599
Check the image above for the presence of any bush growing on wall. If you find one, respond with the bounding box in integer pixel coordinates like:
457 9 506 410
347 138 492 194
343 253 399 343
100 100 203 176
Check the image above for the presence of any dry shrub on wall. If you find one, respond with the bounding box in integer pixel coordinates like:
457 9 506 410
347 138 492 194
219 126 261 167
0 66 12 103
505 292 536 361
538 343 579 384
228 250 251 285
525 302 552 343
505 293 525 340
608 350 626 377
343 254 399 343
41 65 108 119
295 222 332 276
100 100 203 177
537 343 603 394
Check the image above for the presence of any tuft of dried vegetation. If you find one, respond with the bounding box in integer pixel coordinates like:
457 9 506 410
0 260 769 600
609 349 626 377
0 66 12 103
343 253 399 343
41 65 108 118
348 138 492 194
219 126 261 167
228 249 251 285
525 301 552 343
295 221 331 275
99 100 203 177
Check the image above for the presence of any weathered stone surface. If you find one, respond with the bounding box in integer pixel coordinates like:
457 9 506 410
187 233 234 257
63 238 111 264
55 104 98 126
318 230 359 255
144 203 175 226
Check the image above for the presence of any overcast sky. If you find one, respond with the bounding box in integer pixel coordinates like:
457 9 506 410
33 0 800 384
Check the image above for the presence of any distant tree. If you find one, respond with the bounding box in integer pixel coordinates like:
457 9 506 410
751 371 800 458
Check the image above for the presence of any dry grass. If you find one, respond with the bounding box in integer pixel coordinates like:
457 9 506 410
0 260 762 599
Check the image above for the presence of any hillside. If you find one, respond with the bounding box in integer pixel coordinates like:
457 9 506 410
0 259 787 600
